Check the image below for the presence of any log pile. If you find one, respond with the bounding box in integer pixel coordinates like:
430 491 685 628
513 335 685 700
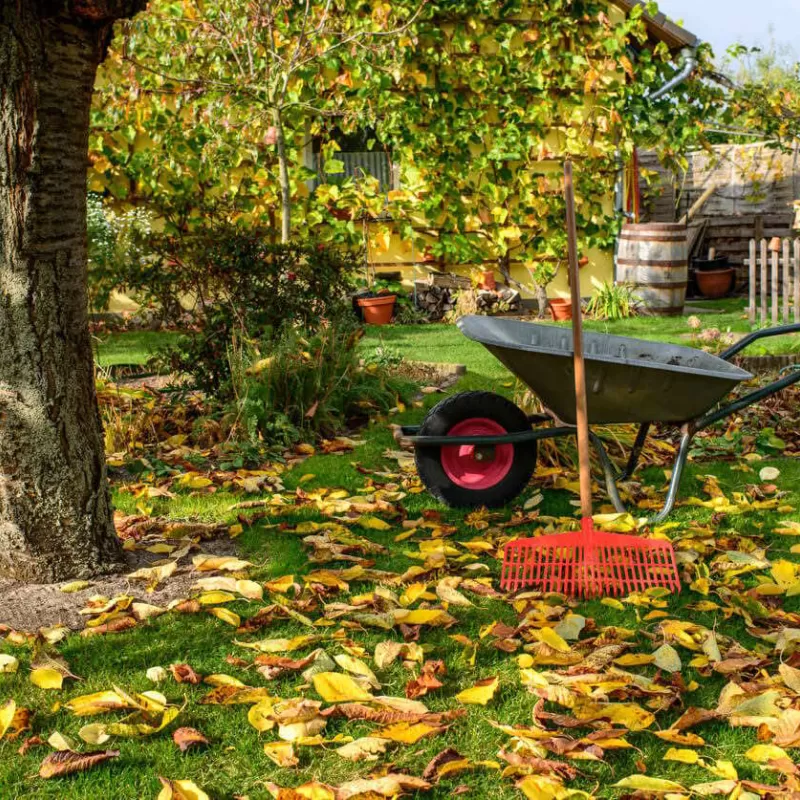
414 282 454 320
476 287 522 314
414 281 523 320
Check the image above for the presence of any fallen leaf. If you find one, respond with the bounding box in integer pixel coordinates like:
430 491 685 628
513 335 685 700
30 667 64 690
157 777 210 800
39 749 119 779
173 727 209 753
313 672 373 703
456 676 499 706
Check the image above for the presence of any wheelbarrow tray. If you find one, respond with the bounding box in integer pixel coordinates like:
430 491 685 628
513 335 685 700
458 315 753 425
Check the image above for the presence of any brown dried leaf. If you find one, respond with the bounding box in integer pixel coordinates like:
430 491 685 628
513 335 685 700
170 663 203 685
38 749 119 779
173 726 209 753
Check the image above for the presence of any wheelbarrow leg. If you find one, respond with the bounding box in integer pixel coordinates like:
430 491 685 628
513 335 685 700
649 425 694 524
588 432 627 515
619 423 651 481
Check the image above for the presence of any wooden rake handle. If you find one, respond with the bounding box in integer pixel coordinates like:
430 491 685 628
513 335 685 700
564 161 593 521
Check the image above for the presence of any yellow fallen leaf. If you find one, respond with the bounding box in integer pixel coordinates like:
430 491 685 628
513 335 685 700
197 591 236 605
60 581 90 593
313 672 373 703
204 674 246 688
375 722 442 744
248 699 276 732
157 778 210 800
745 744 790 763
333 655 380 689
78 723 110 745
335 736 388 762
614 776 686 792
263 740 298 768
392 608 456 627
0 654 19 674
358 516 392 531
664 748 700 764
456 676 499 706
0 700 17 739
30 668 64 690
208 607 241 627
653 643 682 673
537 627 571 653
613 654 655 667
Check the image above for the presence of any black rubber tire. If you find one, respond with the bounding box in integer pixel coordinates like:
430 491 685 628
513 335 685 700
415 391 537 509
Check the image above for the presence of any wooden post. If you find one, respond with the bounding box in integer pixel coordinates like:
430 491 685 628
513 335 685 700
748 239 756 324
795 238 800 324
771 245 780 325
783 238 791 322
760 239 768 324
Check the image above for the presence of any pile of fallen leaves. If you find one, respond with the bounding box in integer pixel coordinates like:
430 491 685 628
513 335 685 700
4 452 800 799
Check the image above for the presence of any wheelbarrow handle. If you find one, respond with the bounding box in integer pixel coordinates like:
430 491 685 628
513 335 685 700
719 322 800 361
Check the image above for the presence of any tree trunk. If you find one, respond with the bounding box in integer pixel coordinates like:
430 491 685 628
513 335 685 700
272 107 292 244
0 1 146 582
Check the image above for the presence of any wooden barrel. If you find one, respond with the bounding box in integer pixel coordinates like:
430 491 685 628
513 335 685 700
617 223 688 316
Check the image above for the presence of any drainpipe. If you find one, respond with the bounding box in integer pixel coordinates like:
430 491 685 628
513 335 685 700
613 46 698 279
650 48 699 102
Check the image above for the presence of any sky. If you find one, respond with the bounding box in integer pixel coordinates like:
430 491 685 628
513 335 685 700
658 0 799 60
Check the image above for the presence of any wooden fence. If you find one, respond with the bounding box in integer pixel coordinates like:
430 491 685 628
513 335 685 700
747 238 800 324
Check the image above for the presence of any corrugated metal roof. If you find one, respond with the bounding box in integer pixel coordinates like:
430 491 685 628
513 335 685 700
612 0 699 50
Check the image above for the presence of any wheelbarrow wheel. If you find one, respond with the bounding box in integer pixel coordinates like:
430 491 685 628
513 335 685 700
415 391 537 509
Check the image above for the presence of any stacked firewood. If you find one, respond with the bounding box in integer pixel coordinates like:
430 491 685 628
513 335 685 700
476 287 522 313
414 282 455 320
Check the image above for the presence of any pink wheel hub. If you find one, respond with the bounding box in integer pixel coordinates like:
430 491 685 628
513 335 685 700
441 418 514 490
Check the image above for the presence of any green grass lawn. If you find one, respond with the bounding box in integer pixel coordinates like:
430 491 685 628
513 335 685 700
3 304 797 798
93 330 184 369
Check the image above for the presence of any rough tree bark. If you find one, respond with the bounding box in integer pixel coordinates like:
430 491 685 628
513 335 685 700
0 0 147 582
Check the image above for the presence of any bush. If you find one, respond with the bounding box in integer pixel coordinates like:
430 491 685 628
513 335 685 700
139 225 358 394
87 193 152 310
231 321 415 446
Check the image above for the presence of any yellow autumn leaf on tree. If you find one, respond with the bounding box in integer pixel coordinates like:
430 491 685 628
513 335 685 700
313 672 373 703
456 676 499 706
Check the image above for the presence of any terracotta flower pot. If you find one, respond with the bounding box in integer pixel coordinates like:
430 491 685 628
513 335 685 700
479 270 496 291
696 267 734 299
549 298 573 321
357 294 396 325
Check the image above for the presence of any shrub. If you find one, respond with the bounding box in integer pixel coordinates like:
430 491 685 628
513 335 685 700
231 321 415 446
138 225 358 394
87 193 153 311
585 281 640 321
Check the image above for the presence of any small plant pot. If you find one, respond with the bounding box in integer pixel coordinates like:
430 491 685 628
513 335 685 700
696 267 734 299
479 270 496 291
357 294 396 325
694 256 730 273
549 298 573 321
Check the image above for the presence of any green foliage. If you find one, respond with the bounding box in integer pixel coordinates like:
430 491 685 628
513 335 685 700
86 193 152 310
145 226 358 394
585 281 640 321
231 321 416 446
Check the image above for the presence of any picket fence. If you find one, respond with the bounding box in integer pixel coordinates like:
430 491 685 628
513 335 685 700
747 238 800 325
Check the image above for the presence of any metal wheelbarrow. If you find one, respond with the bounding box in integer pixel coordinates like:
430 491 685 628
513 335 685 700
402 316 800 521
